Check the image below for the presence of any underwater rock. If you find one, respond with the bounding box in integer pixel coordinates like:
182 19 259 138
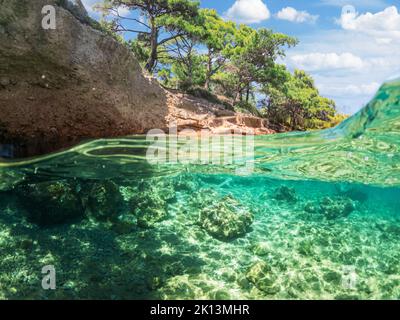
323 270 342 285
172 175 199 192
158 275 202 300
246 261 279 294
84 180 124 221
251 242 272 256
138 179 176 203
338 187 368 203
16 180 84 225
273 186 297 203
198 194 253 241
304 202 317 213
129 181 173 228
209 289 232 300
297 239 315 256
304 196 356 220
319 196 356 220
0 171 25 191
113 214 138 234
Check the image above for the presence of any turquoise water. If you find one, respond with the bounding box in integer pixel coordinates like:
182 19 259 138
0 79 399 299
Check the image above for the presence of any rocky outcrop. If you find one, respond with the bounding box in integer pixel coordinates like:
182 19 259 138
0 0 272 158
168 93 274 135
0 0 169 157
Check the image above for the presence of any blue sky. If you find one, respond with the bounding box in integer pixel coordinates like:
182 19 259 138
81 0 400 114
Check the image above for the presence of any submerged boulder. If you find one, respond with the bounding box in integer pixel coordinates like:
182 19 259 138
319 196 355 220
83 180 124 221
198 194 253 241
273 186 297 203
129 180 174 228
16 180 84 225
305 196 356 220
246 261 279 294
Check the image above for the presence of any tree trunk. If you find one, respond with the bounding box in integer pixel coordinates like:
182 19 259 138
245 85 250 103
188 56 193 88
145 18 158 72
290 105 299 130
204 47 212 90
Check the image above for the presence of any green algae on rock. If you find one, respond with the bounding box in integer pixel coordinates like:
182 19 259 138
305 196 356 220
129 180 175 228
197 191 254 241
246 261 279 295
319 197 356 220
84 180 124 221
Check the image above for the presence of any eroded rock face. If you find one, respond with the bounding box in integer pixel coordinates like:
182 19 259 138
0 0 169 157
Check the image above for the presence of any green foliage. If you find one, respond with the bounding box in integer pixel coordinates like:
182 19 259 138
128 38 150 66
216 27 298 104
197 9 236 90
262 69 337 131
169 44 206 90
234 101 262 117
98 0 200 71
186 87 223 105
95 19 125 43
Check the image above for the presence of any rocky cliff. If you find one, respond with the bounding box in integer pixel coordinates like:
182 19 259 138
0 0 271 158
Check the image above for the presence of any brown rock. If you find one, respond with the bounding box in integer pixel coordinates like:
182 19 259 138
0 0 168 157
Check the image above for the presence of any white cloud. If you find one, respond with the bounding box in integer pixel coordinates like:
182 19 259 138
224 0 270 24
286 29 400 113
320 82 381 96
344 82 381 95
81 0 98 14
81 0 130 17
376 38 393 44
116 5 130 17
320 0 388 9
276 7 319 23
337 6 400 40
283 7 400 114
289 52 365 71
